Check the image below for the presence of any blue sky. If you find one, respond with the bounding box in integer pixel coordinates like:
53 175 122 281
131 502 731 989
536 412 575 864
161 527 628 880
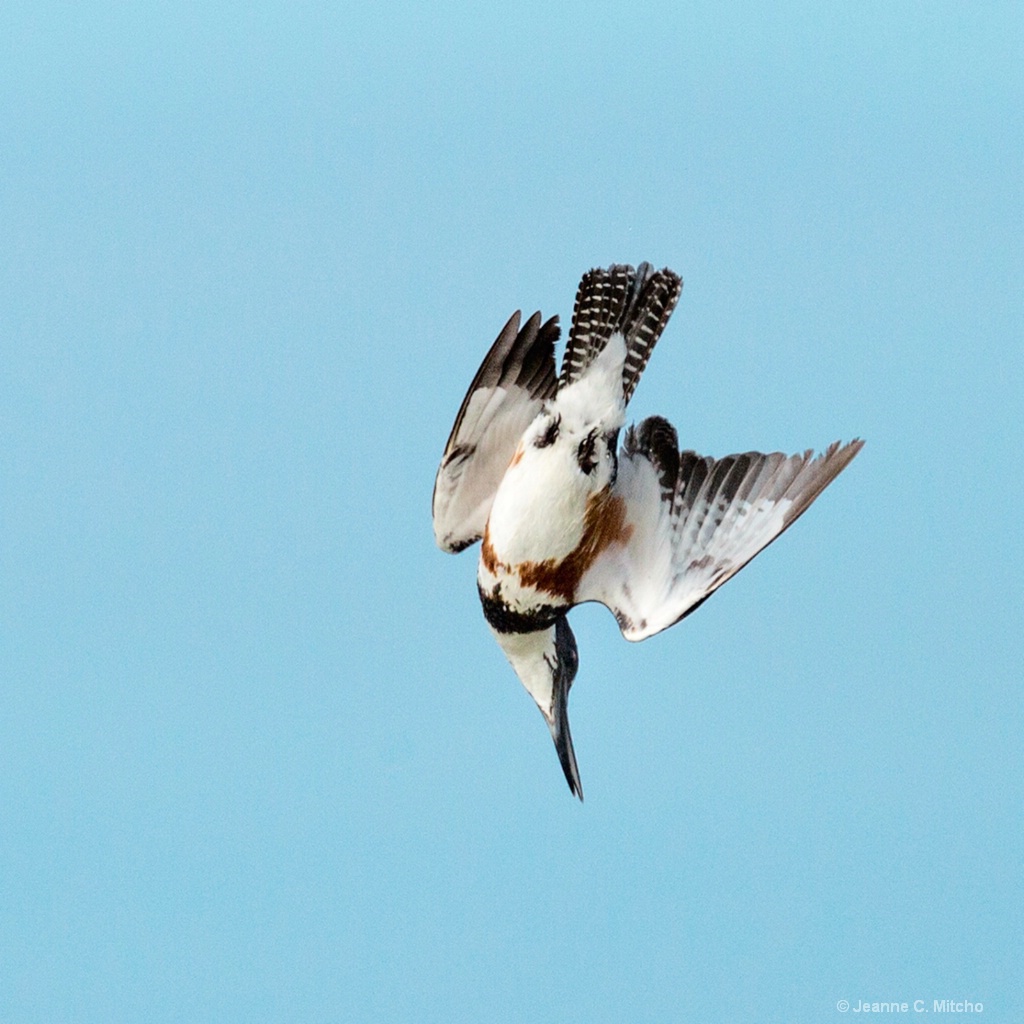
2 2 1021 1021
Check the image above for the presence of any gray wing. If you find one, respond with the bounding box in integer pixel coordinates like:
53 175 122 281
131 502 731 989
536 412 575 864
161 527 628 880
432 311 559 553
576 416 864 639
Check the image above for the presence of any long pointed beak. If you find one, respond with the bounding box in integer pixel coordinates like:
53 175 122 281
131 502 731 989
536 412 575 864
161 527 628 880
488 615 584 800
548 671 583 800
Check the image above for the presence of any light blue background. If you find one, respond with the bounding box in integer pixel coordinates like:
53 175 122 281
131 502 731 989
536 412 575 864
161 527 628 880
2 2 1021 1021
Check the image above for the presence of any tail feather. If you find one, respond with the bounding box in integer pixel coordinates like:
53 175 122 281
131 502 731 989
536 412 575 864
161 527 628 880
559 263 683 403
619 266 683 403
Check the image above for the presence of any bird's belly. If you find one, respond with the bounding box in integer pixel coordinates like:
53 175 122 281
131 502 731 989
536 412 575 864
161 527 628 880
475 458 587 623
478 464 635 629
484 457 589 568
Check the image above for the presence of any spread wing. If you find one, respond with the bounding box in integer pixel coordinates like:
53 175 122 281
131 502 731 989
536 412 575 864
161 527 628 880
432 310 559 552
576 417 864 640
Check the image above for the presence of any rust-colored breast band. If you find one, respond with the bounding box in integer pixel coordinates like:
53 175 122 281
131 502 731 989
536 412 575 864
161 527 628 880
517 490 633 603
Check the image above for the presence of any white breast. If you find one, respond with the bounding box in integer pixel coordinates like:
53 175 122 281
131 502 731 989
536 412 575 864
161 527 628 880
485 441 591 566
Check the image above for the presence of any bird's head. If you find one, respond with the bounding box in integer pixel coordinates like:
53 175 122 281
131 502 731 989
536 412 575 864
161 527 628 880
489 615 583 800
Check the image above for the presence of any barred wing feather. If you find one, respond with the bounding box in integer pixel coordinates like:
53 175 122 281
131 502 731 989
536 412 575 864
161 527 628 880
578 417 864 640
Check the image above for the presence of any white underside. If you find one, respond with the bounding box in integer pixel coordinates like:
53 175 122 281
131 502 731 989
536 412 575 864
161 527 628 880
485 443 591 565
484 332 629 569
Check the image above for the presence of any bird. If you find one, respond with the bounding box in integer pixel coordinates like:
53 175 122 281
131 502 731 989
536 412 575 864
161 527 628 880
432 263 863 800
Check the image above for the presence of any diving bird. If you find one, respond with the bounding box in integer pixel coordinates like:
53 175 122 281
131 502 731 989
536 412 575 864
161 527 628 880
432 263 862 800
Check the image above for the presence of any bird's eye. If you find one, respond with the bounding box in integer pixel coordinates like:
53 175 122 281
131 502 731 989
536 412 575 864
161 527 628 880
534 416 560 448
577 431 599 474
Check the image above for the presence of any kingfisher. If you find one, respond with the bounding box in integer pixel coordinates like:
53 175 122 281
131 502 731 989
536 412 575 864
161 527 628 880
432 263 862 800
